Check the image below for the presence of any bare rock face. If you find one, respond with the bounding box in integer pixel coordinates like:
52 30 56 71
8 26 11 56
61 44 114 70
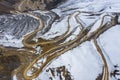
0 0 16 14
15 0 65 11
0 0 65 14
14 0 46 12
0 55 20 80
46 66 73 80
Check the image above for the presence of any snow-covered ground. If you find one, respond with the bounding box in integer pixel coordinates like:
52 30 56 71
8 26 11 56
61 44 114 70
36 41 103 80
0 0 120 80
36 0 120 80
98 25 120 79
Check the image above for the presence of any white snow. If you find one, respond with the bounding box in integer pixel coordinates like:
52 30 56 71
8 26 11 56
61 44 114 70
99 25 120 79
39 16 68 39
13 75 17 80
36 41 103 80
36 0 120 80
0 34 23 48
0 0 120 80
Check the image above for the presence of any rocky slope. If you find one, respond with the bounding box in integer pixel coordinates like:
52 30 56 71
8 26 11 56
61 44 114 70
0 0 65 13
0 0 120 80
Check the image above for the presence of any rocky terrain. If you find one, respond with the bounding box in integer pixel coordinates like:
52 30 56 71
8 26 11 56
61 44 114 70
0 0 120 80
0 0 65 13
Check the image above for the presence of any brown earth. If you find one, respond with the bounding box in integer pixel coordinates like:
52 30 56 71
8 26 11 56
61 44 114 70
0 0 65 14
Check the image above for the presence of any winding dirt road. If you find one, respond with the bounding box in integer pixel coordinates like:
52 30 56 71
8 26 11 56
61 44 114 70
94 39 109 80
0 10 119 80
22 11 118 79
